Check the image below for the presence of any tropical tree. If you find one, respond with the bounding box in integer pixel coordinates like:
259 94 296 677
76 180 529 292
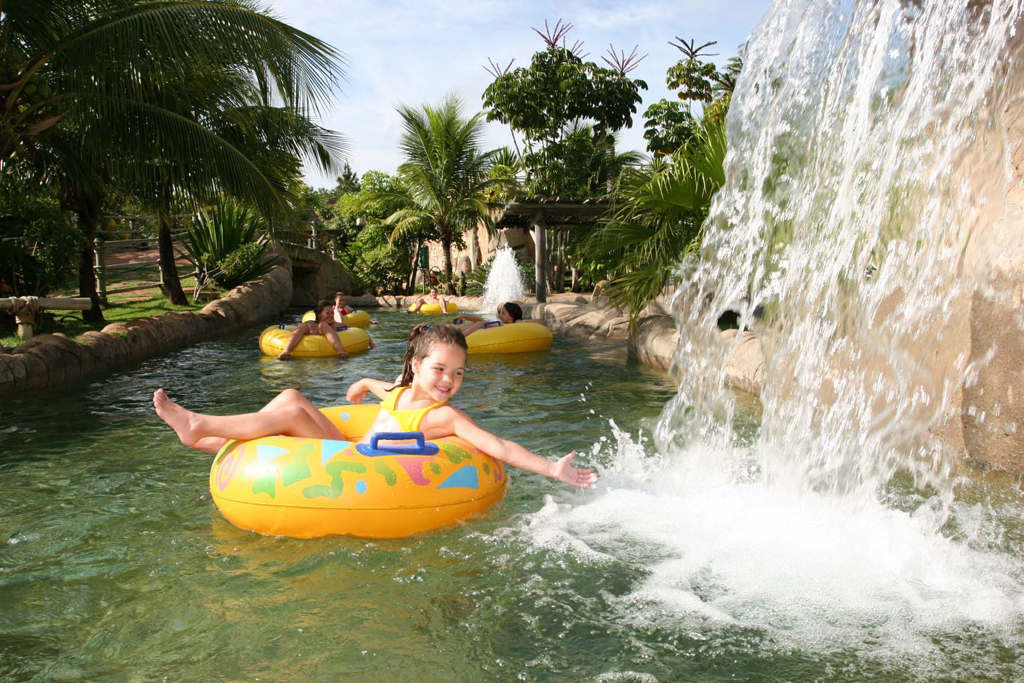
588 117 727 323
384 96 510 294
643 38 742 156
0 0 345 317
482 20 646 198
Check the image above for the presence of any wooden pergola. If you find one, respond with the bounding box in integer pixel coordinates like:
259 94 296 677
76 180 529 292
495 197 611 302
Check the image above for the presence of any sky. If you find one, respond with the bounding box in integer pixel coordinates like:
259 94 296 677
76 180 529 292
267 0 774 188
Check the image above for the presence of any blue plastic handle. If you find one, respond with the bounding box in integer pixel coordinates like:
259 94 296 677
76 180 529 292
366 432 438 456
335 324 349 332
484 320 502 329
278 323 286 329
371 431 424 451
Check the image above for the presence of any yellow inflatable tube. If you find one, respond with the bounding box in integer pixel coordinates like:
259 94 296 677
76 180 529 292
408 302 458 314
465 322 553 354
302 309 371 328
258 325 371 357
209 404 507 539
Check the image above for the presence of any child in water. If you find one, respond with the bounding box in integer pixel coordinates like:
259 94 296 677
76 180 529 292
277 298 376 360
333 291 377 325
153 324 596 488
277 299 348 360
408 287 449 314
453 301 532 336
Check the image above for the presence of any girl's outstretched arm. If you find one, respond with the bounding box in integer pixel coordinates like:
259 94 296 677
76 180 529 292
448 409 597 488
346 378 393 403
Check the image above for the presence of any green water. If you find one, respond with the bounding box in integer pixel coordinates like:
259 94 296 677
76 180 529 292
0 311 673 682
2 311 1022 682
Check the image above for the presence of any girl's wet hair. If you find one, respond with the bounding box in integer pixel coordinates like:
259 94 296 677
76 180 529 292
393 323 468 388
313 299 333 317
500 302 523 322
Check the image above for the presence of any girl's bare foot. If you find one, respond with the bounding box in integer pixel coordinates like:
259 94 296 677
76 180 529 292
153 389 200 447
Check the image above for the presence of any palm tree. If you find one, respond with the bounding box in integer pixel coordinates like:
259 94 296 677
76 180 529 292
588 116 727 324
1 0 346 315
385 96 511 294
123 64 344 304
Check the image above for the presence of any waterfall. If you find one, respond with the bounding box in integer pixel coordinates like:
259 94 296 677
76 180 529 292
520 0 1024 670
479 247 525 313
663 0 1024 503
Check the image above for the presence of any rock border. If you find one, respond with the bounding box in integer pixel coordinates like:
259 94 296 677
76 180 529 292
0 259 294 395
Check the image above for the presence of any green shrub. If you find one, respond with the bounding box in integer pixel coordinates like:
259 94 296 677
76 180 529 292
184 201 271 297
214 242 273 290
0 193 82 298
356 244 410 293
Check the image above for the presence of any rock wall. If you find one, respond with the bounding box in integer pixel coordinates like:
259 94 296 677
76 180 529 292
289 252 353 305
0 259 293 395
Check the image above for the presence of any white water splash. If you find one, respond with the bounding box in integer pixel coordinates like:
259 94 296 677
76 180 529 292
479 247 525 313
519 425 1024 668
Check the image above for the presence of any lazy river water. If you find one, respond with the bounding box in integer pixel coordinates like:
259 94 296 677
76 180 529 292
1 311 689 682
1 310 1019 681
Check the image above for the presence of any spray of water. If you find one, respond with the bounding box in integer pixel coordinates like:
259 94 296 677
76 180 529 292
520 0 1024 669
666 0 1024 503
479 247 526 313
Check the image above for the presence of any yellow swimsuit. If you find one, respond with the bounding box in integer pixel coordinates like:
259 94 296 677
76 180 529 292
380 387 446 431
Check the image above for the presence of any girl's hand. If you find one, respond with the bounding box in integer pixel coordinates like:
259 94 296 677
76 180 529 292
346 381 368 404
453 316 463 324
552 451 597 489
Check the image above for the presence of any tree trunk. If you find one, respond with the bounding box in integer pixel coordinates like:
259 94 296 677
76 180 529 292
76 202 105 323
554 231 565 291
468 227 479 270
406 239 421 294
442 235 454 295
158 212 189 305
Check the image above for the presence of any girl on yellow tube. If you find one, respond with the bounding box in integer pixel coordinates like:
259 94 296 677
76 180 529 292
333 292 376 325
277 300 376 360
152 324 596 488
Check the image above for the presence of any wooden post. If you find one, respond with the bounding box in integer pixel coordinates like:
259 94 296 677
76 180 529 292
0 297 92 340
532 210 547 303
94 237 108 304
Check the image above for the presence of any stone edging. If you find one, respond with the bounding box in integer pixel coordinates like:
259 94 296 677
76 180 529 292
370 295 766 393
0 260 294 394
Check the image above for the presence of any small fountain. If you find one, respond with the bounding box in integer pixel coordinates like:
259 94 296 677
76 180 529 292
479 246 525 313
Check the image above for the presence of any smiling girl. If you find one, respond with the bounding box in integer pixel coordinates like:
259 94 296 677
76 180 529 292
153 324 595 488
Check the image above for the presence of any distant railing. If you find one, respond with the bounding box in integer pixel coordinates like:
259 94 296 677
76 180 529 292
93 216 193 302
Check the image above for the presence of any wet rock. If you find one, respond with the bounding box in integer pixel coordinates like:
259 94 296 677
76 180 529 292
722 330 765 396
628 316 679 372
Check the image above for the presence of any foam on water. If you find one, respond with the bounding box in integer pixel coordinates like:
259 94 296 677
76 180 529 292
518 425 1024 669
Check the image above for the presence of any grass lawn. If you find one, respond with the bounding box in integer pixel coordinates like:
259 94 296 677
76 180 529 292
1 280 223 350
